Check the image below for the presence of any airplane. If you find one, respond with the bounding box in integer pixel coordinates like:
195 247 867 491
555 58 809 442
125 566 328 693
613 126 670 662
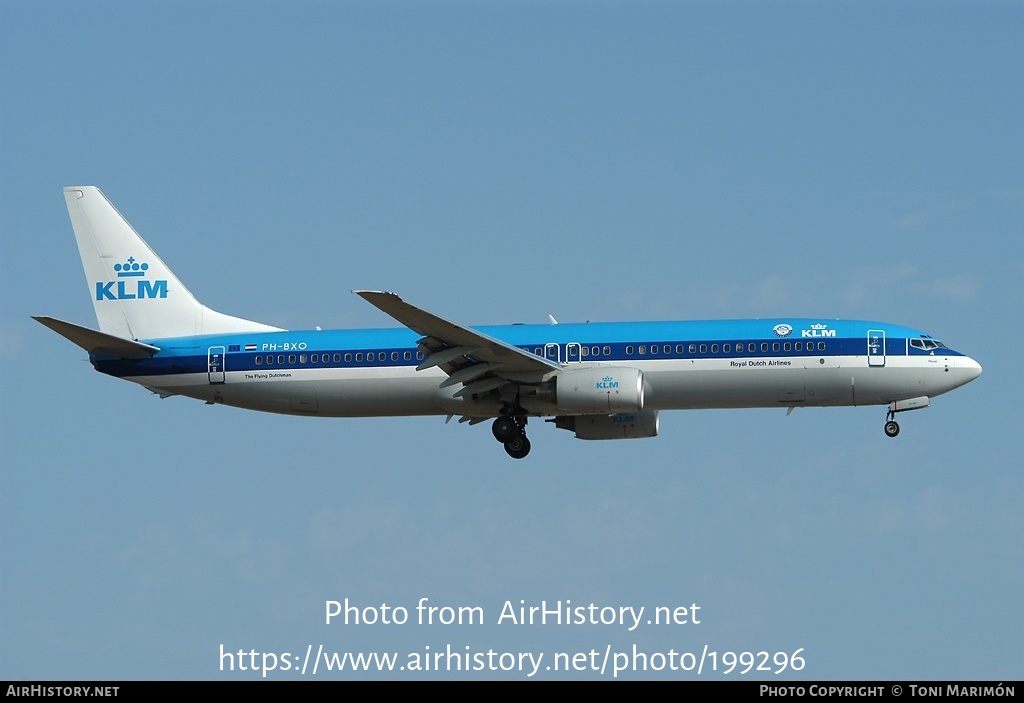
36 186 983 459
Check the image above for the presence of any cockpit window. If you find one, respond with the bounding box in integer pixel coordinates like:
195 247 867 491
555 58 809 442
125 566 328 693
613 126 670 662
912 337 947 350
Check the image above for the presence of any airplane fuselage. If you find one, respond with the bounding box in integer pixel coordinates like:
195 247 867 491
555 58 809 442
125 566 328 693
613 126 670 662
92 318 981 419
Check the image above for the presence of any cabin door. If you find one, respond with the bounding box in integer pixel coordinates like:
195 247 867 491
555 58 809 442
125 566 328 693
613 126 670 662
867 330 885 367
208 346 226 384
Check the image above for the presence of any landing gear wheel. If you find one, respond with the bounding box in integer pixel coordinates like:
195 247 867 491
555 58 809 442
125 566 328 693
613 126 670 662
504 435 531 459
884 420 900 438
492 416 517 443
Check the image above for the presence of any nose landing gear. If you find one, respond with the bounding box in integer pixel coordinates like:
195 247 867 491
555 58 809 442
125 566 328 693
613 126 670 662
882 397 931 437
883 408 900 437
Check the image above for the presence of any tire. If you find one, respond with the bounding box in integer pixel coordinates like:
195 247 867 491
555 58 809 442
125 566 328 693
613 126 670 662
504 435 531 459
884 421 900 438
492 416 517 443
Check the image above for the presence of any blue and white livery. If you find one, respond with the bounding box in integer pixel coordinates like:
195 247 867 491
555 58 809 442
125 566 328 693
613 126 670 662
36 187 983 459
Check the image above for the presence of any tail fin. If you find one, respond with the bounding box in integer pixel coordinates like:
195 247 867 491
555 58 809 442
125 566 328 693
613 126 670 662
64 186 282 340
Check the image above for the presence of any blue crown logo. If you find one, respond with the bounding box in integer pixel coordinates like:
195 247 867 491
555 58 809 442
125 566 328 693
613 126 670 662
114 257 149 277
602 376 613 383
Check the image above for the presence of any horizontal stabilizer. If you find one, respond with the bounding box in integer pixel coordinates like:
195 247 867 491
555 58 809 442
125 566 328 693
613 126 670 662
33 316 160 358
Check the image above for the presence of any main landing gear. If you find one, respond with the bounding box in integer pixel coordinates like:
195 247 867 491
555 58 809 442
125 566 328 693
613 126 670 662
883 409 900 438
492 412 531 459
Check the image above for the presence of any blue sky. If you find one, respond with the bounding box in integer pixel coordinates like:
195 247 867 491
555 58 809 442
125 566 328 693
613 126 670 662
2 0 1021 680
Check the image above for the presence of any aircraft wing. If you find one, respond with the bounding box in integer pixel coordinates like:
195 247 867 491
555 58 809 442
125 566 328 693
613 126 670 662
354 291 560 395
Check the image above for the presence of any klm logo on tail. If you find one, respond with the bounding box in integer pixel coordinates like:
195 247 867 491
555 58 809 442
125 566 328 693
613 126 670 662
95 257 168 301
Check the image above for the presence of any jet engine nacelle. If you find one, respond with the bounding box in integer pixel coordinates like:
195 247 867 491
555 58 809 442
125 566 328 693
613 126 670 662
554 410 660 440
548 366 645 414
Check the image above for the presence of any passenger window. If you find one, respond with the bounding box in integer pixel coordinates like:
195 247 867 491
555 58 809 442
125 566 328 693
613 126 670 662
335 353 342 362
818 342 825 351
638 345 647 355
391 352 399 361
404 351 411 360
761 343 768 352
255 357 262 366
355 353 363 362
277 355 285 364
626 346 634 355
299 354 307 363
416 352 424 360
289 354 296 363
651 345 658 355
603 346 610 356
723 343 731 353
700 344 707 354
676 345 684 354
311 354 318 363
783 343 791 352
711 344 719 353
581 347 589 357
794 342 802 352
772 343 780 352
748 343 756 353
344 353 351 362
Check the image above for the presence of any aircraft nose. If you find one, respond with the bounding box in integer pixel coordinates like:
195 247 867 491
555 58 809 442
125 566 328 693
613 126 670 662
955 356 982 386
